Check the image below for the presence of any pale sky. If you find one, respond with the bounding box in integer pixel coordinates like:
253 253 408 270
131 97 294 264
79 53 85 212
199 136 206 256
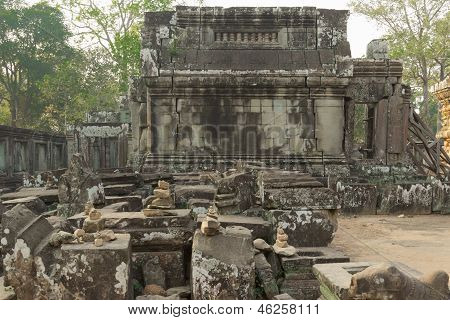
32 0 384 58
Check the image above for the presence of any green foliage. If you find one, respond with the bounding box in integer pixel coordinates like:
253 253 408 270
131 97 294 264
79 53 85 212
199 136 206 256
350 0 449 131
37 49 120 132
0 0 73 126
61 0 173 92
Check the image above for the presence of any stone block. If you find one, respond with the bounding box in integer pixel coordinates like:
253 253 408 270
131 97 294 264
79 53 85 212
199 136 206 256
83 217 106 233
1 205 36 255
379 183 432 215
432 180 450 214
191 227 255 299
268 209 338 247
59 234 132 299
196 214 271 240
279 278 320 299
2 196 47 215
104 184 137 196
337 183 377 215
264 187 340 210
255 253 279 299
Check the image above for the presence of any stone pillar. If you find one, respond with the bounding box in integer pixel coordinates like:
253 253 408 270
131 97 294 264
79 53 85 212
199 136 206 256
432 77 450 154
146 87 152 152
344 98 355 159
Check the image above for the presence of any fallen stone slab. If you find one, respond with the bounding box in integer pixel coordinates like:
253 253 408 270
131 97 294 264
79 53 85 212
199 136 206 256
2 196 47 215
0 188 59 204
191 226 255 299
196 214 271 240
68 209 192 230
1 204 37 255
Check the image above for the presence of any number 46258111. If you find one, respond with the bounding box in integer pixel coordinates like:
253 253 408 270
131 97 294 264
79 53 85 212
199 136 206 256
257 304 319 315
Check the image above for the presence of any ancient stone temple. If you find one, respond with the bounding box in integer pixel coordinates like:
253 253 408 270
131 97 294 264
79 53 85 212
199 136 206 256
129 6 409 171
1 5 449 302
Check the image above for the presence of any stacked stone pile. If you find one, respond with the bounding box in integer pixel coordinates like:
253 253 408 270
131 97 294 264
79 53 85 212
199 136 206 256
143 180 175 216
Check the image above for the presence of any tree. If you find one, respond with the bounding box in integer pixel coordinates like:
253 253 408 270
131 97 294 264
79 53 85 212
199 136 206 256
38 49 120 133
0 0 73 127
350 0 450 127
61 0 173 91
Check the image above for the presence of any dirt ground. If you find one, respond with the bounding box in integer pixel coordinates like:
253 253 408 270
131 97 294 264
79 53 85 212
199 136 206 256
331 214 450 276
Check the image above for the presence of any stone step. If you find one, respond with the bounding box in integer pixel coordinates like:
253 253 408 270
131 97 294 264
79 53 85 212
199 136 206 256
215 198 238 208
100 172 143 187
215 193 236 200
174 185 217 207
104 184 136 196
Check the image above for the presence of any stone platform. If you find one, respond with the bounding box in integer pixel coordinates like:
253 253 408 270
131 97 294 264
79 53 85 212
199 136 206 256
196 214 271 240
59 234 132 299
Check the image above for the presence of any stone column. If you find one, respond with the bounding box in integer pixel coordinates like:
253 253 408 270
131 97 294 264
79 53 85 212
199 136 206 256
344 98 355 159
146 87 152 152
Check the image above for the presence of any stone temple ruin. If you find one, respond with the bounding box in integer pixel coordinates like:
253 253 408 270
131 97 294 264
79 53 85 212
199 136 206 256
0 6 449 300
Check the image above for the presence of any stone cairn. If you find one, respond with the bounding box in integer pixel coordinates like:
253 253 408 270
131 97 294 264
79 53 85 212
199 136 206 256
272 227 296 257
143 180 175 217
50 201 117 248
200 206 220 236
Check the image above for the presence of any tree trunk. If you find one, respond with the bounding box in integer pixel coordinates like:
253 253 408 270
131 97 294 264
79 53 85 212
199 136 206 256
10 95 18 127
439 63 446 81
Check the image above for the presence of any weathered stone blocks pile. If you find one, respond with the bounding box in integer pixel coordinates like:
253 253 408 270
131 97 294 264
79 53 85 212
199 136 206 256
1 203 131 299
